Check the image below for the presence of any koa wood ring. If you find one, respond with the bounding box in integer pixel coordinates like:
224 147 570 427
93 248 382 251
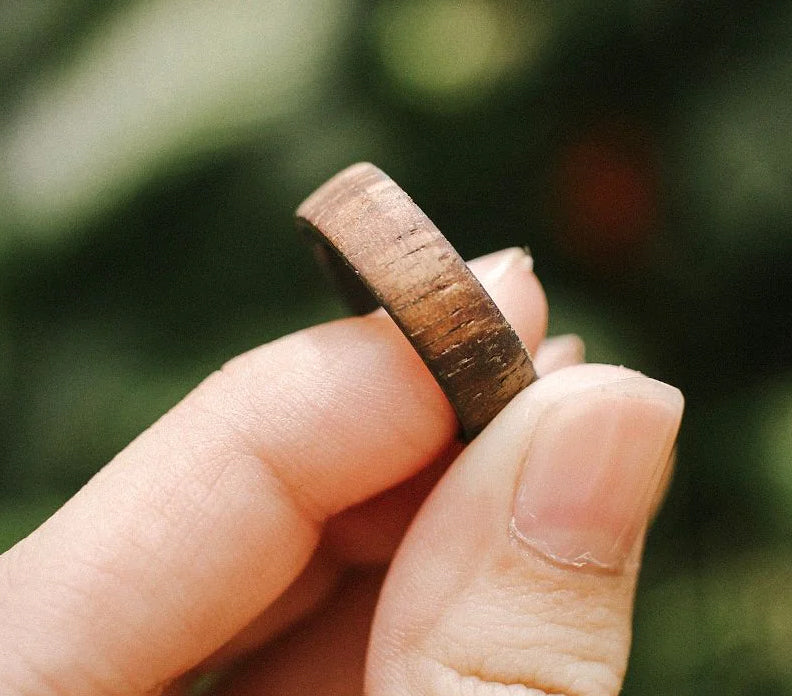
295 162 537 440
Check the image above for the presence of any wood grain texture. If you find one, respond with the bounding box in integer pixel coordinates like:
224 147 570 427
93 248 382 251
295 162 537 439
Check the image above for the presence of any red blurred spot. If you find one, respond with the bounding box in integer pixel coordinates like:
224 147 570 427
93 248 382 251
553 124 659 269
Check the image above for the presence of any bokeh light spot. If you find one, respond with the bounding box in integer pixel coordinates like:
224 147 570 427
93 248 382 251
374 0 541 109
552 123 659 270
760 381 792 527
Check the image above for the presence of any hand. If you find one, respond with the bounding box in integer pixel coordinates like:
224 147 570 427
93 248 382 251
0 247 683 696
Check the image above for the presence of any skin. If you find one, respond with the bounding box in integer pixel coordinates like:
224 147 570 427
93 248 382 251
0 248 682 696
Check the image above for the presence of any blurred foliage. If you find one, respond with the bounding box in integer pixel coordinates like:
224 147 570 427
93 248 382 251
0 0 791 692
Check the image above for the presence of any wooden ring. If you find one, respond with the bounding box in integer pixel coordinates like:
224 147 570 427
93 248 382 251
295 162 537 439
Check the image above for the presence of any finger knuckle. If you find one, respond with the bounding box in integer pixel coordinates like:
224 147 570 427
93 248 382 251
408 648 621 696
400 581 627 696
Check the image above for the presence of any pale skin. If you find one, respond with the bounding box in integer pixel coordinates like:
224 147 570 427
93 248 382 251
0 247 683 695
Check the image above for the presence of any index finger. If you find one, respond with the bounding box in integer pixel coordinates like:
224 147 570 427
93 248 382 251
0 248 546 695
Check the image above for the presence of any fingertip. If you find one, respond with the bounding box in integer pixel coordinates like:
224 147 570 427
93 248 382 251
534 334 586 375
510 369 683 571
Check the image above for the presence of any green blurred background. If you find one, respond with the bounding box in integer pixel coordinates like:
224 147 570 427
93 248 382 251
1 0 791 692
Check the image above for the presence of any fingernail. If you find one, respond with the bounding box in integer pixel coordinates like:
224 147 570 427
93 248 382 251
511 376 683 571
473 247 533 285
534 334 586 376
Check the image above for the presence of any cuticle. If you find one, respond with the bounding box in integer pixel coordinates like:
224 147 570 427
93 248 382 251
507 517 626 576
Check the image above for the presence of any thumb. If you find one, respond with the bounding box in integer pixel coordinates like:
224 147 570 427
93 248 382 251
367 364 683 696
